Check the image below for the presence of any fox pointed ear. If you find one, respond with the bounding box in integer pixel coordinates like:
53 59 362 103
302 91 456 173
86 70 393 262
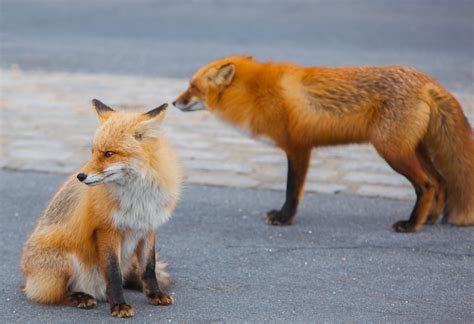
143 103 168 120
92 99 115 123
135 103 168 140
213 63 235 86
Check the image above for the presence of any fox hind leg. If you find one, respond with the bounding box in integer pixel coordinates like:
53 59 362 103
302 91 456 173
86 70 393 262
378 150 436 232
416 144 445 224
22 247 72 305
23 261 97 309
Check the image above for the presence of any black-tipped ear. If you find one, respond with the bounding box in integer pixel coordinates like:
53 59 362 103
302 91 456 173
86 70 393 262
144 103 168 118
92 99 115 123
137 103 168 139
213 63 236 86
92 99 115 113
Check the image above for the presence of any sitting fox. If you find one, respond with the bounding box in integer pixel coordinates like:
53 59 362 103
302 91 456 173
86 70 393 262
21 100 182 317
173 56 474 232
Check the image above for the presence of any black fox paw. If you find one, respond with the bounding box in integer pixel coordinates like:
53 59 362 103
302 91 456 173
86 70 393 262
392 220 419 233
265 210 294 226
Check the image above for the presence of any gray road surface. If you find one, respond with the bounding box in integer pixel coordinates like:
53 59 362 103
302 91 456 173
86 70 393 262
1 0 473 92
1 170 472 323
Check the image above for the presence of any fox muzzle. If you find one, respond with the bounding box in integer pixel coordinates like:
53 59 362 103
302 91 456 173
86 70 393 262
173 99 206 112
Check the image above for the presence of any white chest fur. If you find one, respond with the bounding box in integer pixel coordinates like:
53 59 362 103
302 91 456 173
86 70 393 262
120 230 147 266
109 172 172 233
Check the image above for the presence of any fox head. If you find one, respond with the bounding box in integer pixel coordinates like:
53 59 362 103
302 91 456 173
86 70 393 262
77 99 168 186
173 55 253 113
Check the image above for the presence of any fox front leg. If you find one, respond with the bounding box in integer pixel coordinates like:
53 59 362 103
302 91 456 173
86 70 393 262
97 230 135 318
266 148 311 225
141 231 174 306
106 254 135 317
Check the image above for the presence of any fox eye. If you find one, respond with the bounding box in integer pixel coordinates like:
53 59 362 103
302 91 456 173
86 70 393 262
104 151 114 158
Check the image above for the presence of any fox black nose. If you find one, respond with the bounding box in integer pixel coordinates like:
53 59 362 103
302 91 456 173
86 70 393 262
77 173 87 182
172 100 177 107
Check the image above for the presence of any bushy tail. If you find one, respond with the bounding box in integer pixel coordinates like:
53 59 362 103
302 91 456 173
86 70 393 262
155 257 173 292
425 86 474 225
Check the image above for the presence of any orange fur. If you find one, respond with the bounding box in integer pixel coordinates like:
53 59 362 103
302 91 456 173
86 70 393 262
21 100 182 317
174 56 474 231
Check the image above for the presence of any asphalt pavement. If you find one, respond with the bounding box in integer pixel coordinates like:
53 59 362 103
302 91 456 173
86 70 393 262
1 170 472 323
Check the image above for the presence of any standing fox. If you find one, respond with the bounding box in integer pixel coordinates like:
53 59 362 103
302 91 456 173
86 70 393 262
21 100 182 317
173 56 474 232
